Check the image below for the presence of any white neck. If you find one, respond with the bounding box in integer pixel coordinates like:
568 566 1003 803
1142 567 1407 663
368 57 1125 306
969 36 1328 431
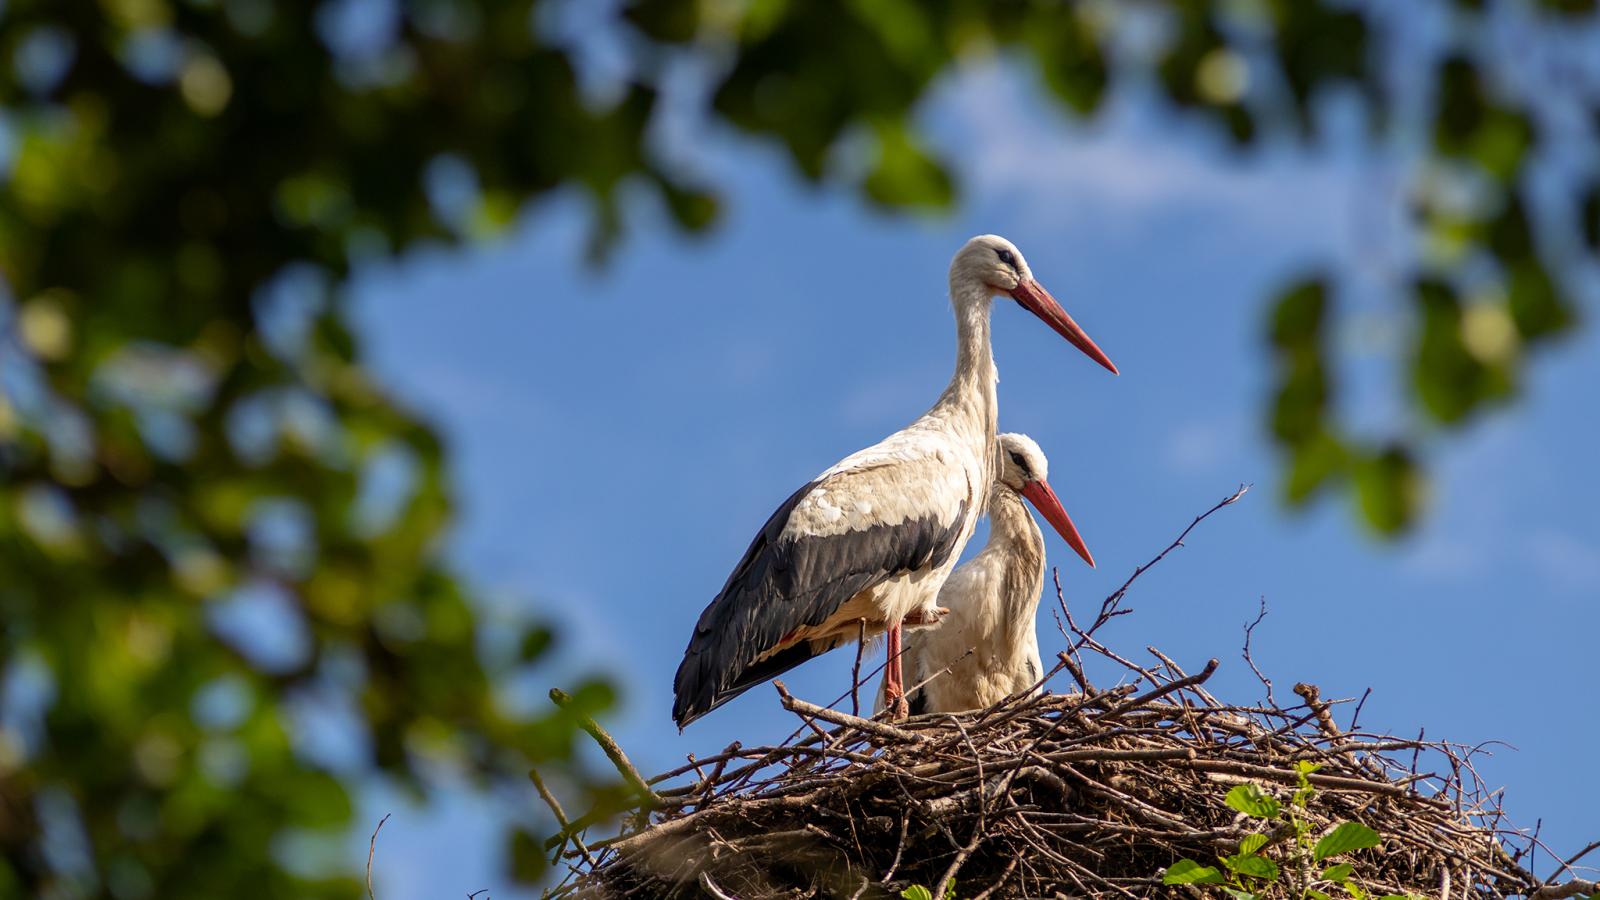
927 282 999 459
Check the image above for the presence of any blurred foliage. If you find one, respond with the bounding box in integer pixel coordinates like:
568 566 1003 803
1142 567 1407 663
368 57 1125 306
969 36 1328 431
0 0 642 896
0 0 1594 894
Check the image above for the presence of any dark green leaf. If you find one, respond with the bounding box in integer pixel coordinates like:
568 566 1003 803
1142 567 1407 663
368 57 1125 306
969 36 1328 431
1412 278 1492 424
509 827 548 884
1269 277 1328 348
1580 181 1600 253
1354 446 1424 535
519 625 556 662
1322 863 1354 882
862 120 955 210
1506 261 1576 341
623 0 701 42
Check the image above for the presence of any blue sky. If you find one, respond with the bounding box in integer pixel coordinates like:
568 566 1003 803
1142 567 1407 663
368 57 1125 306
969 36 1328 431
346 62 1599 898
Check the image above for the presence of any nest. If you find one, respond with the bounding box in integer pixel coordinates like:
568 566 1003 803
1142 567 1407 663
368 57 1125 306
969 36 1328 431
541 490 1596 900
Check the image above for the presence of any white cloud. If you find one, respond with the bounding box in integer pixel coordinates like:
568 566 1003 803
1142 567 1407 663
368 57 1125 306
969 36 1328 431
939 63 1353 240
1164 418 1241 473
1523 529 1600 594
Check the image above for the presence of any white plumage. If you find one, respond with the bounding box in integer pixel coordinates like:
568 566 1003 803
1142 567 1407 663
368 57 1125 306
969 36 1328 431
882 433 1096 715
673 237 1117 727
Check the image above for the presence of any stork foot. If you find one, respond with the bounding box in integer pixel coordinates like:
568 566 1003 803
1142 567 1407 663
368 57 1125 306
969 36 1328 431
903 606 950 629
891 692 910 720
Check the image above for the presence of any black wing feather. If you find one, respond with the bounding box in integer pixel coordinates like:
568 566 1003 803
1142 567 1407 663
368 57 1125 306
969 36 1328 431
672 480 966 727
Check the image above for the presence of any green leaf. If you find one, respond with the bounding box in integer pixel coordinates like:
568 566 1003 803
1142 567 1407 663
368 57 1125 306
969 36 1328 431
1309 892 1333 900
1224 890 1258 900
1412 278 1496 425
901 887 934 900
1269 277 1328 349
1321 863 1354 883
1580 181 1600 252
1315 822 1382 862
1295 760 1324 775
1226 784 1282 819
1239 833 1269 855
862 119 954 211
1165 860 1227 885
1378 895 1414 900
509 827 548 884
1344 883 1369 900
1354 445 1424 535
1224 853 1280 881
1506 260 1575 341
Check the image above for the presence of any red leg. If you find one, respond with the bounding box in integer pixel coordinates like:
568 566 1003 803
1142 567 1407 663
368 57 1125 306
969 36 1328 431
884 622 909 719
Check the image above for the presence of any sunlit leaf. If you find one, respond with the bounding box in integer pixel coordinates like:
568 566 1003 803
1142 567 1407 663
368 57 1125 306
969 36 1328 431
1315 822 1382 862
862 119 955 210
1226 783 1282 819
1165 859 1227 885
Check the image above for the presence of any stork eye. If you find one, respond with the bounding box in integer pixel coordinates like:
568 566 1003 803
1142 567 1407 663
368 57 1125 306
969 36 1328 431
995 249 1017 268
1008 450 1027 469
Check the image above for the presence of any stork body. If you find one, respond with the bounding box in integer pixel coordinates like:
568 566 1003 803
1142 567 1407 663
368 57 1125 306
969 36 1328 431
885 434 1092 715
672 237 1117 728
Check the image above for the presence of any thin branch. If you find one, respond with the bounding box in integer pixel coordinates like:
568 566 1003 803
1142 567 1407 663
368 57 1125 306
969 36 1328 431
366 813 390 900
549 688 662 808
851 617 867 717
1077 483 1250 648
1547 840 1600 884
1242 595 1275 707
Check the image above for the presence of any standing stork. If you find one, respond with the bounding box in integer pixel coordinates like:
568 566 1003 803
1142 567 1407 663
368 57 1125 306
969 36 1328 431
672 235 1117 728
882 433 1090 715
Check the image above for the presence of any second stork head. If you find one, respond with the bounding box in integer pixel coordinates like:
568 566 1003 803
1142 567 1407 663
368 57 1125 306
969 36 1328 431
996 432 1096 569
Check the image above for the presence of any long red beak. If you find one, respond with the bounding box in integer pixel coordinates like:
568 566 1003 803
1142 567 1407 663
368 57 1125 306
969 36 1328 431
1010 279 1119 375
1019 479 1096 568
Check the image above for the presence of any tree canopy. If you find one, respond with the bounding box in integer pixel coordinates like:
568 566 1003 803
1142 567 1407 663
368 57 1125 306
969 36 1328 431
0 0 1593 895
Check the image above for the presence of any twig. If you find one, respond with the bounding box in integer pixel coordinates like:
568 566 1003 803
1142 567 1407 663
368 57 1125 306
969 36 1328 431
549 688 662 808
1077 484 1250 648
1098 659 1219 723
852 617 867 717
1351 687 1372 731
366 813 390 900
1242 596 1275 707
1547 840 1600 883
1531 878 1600 900
699 871 738 900
530 768 598 867
774 680 925 744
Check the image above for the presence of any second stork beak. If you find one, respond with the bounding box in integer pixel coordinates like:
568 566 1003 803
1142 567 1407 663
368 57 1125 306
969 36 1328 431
1019 479 1096 568
1010 279 1119 375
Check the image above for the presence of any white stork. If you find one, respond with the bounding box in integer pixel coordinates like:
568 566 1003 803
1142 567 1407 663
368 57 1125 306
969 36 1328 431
882 433 1090 715
672 235 1117 727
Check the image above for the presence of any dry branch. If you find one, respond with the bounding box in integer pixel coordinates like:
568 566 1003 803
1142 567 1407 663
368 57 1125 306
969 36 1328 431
548 660 1584 900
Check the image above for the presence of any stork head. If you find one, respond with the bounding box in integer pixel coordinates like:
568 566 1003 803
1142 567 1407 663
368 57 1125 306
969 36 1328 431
950 234 1119 375
997 432 1096 568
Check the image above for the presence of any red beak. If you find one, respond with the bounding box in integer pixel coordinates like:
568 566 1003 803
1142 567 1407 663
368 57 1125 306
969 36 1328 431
1019 479 1096 568
1010 279 1119 375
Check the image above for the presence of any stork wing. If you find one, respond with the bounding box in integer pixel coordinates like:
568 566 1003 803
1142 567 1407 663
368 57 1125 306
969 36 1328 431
672 453 972 727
